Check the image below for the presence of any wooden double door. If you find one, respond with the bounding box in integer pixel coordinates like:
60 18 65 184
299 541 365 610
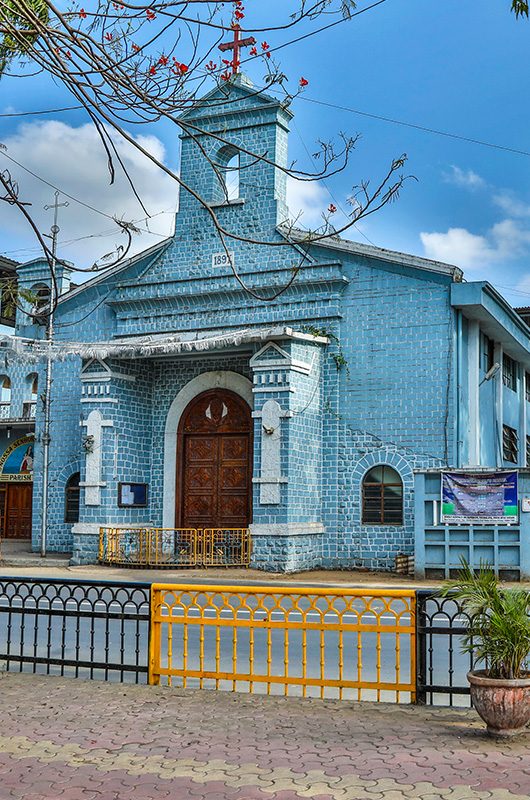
0 483 33 539
177 389 252 529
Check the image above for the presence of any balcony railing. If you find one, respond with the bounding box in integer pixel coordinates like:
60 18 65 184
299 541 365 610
22 402 36 420
0 401 36 422
99 527 252 568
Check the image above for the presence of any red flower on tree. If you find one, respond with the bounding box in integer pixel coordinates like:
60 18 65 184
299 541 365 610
249 46 257 56
78 8 87 19
206 60 217 71
146 8 156 20
172 61 188 75
158 55 168 66
328 203 337 213
299 77 308 88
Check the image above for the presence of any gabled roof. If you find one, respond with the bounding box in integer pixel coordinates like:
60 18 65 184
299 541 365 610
0 255 19 273
57 237 172 306
178 74 292 123
278 225 464 281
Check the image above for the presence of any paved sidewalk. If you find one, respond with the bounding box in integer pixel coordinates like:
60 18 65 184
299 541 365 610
1 554 529 589
0 674 529 799
0 562 438 589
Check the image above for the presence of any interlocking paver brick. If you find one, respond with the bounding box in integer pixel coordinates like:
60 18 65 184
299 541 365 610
0 673 529 800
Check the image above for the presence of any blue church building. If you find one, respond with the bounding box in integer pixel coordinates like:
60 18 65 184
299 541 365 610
2 76 530 578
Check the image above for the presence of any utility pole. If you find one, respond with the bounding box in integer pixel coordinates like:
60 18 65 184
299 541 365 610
41 191 68 558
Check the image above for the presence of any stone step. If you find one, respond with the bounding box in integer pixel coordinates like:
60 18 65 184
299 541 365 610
0 548 72 568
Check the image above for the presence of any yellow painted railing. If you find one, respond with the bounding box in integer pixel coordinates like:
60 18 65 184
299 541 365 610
149 584 416 703
99 527 251 568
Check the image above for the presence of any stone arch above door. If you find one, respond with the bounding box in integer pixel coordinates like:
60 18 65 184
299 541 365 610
163 371 253 527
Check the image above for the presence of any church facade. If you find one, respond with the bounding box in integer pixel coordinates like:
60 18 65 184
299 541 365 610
3 78 530 577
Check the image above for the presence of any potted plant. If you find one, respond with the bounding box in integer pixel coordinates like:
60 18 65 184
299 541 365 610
441 559 530 737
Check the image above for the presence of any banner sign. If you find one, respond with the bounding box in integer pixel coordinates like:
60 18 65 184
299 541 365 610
0 435 34 482
441 472 518 524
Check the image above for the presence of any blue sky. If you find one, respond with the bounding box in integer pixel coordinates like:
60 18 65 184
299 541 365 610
1 0 530 305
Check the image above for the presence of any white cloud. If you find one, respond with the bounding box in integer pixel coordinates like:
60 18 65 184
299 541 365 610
493 191 530 218
0 120 177 273
286 176 328 227
420 219 530 271
420 228 492 268
443 165 486 191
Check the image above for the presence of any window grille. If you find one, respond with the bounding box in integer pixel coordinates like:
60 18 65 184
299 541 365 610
22 402 36 420
502 354 518 391
362 466 403 525
65 472 81 523
502 425 518 464
481 333 494 373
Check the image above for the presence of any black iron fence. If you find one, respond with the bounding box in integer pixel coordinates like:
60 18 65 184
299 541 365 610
0 577 150 682
416 590 475 706
0 578 488 705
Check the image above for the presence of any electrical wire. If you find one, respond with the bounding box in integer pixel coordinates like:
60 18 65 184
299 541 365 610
292 120 377 247
0 150 119 221
7 90 530 164
1 0 527 163
0 149 177 241
0 105 83 118
296 96 530 159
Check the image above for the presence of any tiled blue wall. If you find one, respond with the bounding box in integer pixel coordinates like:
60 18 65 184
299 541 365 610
9 79 476 573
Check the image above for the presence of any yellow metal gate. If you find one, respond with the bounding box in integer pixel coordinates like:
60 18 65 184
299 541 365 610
149 584 416 703
99 527 251 567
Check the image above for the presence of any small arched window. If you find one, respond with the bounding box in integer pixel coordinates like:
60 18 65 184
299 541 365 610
0 376 11 418
362 466 403 525
23 373 38 420
214 145 240 203
65 472 81 524
31 283 51 325
223 151 240 201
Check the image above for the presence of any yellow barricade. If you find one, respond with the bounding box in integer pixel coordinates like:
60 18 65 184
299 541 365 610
149 584 416 703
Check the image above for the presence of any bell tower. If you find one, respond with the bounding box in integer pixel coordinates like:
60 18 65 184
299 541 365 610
176 74 293 236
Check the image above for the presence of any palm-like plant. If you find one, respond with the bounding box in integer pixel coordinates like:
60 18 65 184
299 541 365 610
441 559 530 681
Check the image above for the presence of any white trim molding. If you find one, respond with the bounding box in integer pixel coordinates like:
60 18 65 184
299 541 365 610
252 399 290 504
80 410 113 506
250 522 325 538
249 341 314 375
72 522 154 537
163 371 253 528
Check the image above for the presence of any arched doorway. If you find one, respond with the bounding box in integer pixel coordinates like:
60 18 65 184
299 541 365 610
177 389 252 529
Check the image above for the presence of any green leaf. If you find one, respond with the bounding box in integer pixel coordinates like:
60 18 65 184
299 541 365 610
0 0 50 76
512 0 529 18
440 557 530 679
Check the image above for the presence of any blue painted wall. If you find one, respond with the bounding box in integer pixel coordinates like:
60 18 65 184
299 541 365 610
9 77 530 574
